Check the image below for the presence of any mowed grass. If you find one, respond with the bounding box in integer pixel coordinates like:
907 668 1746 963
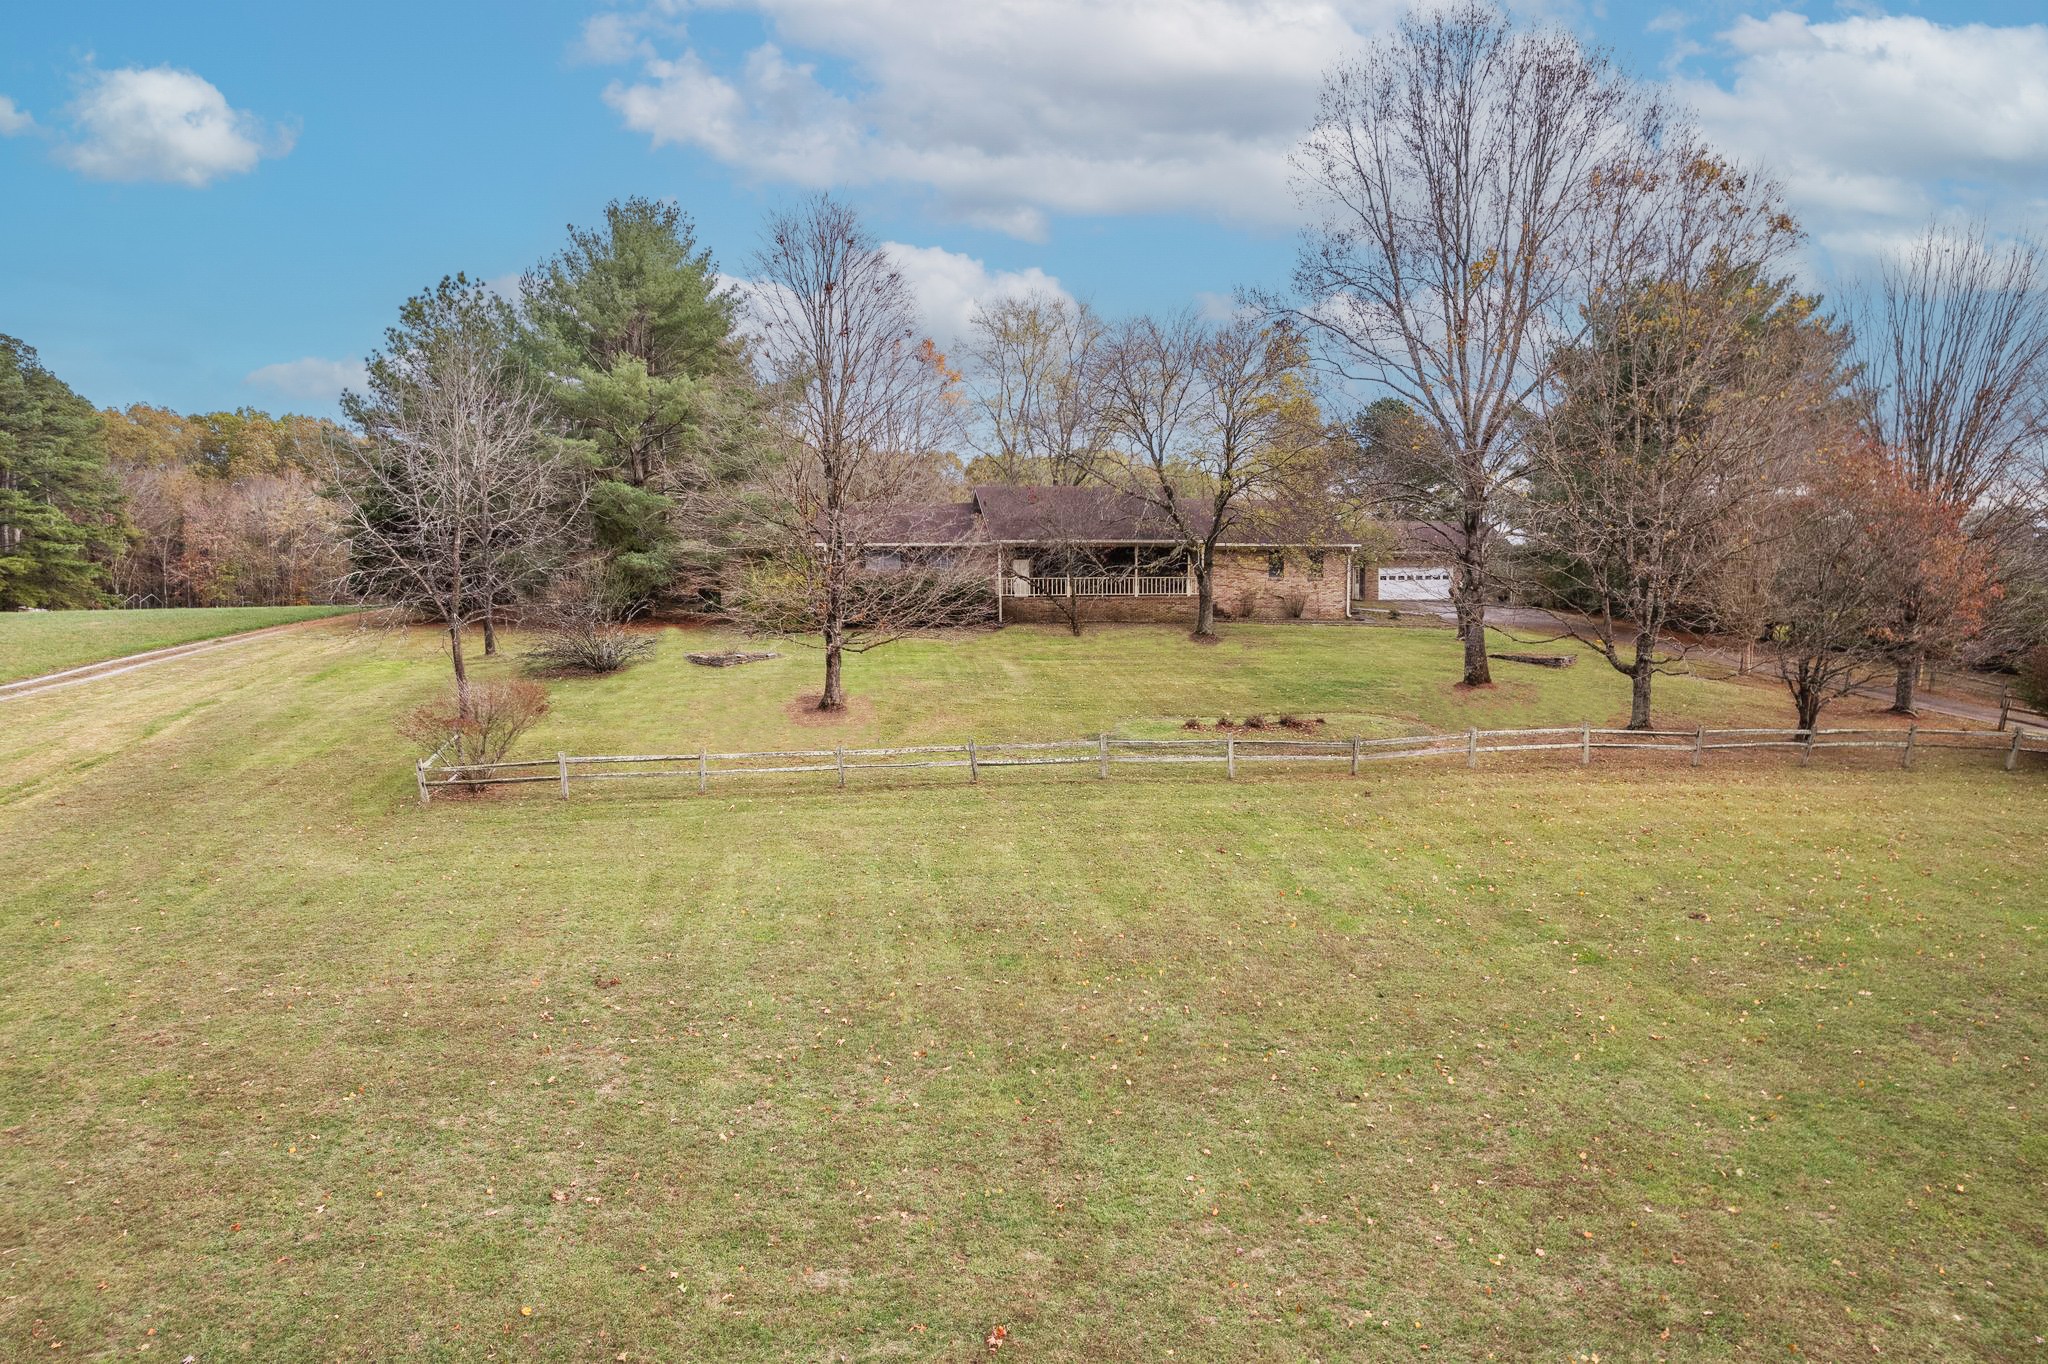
0 605 353 685
0 617 2043 1361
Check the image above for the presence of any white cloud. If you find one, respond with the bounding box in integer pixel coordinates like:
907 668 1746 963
575 12 653 64
245 357 365 404
719 243 1069 356
1193 289 1257 321
1673 13 2048 258
881 242 1071 347
594 0 1409 238
60 66 293 187
0 96 32 136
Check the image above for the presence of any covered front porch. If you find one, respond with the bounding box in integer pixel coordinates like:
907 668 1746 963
1003 545 1193 599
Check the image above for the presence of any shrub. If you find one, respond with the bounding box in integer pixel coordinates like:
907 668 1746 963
1242 714 1267 731
1280 590 1309 620
525 572 656 675
400 679 550 789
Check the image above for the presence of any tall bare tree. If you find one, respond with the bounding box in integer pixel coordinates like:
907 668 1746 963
962 293 1104 485
1855 221 2048 712
1096 313 1322 638
1526 155 1851 728
735 195 981 711
1287 1 1667 685
333 337 582 713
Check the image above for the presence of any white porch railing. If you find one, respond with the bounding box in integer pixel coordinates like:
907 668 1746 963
1017 574 1191 597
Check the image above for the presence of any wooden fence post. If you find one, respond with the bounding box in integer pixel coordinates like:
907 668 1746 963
1098 733 1110 779
1466 727 1478 768
415 760 431 807
558 751 570 801
835 745 846 788
1350 735 1360 776
698 749 708 794
967 738 978 783
1998 687 2011 731
1691 725 1704 768
1579 721 1591 766
1902 724 1916 769
2007 726 2025 771
1225 735 1235 780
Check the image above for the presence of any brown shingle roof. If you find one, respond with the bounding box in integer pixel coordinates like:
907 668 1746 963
968 484 1359 547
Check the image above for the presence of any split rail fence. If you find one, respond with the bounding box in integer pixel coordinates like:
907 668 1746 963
416 723 2041 804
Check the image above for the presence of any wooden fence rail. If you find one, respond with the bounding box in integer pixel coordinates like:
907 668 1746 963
415 723 2041 804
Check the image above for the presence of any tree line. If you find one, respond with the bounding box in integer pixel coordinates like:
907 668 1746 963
0 356 353 611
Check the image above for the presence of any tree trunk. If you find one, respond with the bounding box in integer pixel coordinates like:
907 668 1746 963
448 621 470 717
1066 584 1082 637
482 604 498 657
1460 620 1491 686
1193 558 1216 638
1626 626 1657 730
1628 657 1655 731
1891 656 1918 715
819 632 846 711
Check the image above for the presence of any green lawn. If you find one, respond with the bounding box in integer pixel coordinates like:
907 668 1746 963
1 618 2042 1361
0 604 353 685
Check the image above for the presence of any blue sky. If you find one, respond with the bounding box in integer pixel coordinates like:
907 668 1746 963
3 0 2045 419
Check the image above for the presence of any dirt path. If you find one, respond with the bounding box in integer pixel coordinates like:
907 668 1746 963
0 616 346 704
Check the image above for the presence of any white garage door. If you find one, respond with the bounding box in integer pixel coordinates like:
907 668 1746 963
1377 566 1452 601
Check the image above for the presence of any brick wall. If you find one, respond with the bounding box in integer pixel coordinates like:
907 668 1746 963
1211 548 1350 620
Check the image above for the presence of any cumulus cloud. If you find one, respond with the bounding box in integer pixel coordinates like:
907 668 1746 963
60 66 294 187
591 0 1408 238
881 242 1071 347
0 96 32 136
720 242 1069 358
245 357 365 404
1673 13 2048 256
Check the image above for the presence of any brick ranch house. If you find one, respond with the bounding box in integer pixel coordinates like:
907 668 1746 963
858 485 1456 624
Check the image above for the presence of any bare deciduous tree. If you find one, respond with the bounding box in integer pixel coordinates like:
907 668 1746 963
734 195 985 710
962 293 1105 486
333 339 583 714
1526 155 1850 728
1765 496 1894 733
1096 313 1322 638
1855 220 2048 712
1287 0 1668 685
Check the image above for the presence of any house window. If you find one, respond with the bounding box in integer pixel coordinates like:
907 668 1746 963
1267 553 1285 579
1307 552 1324 580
